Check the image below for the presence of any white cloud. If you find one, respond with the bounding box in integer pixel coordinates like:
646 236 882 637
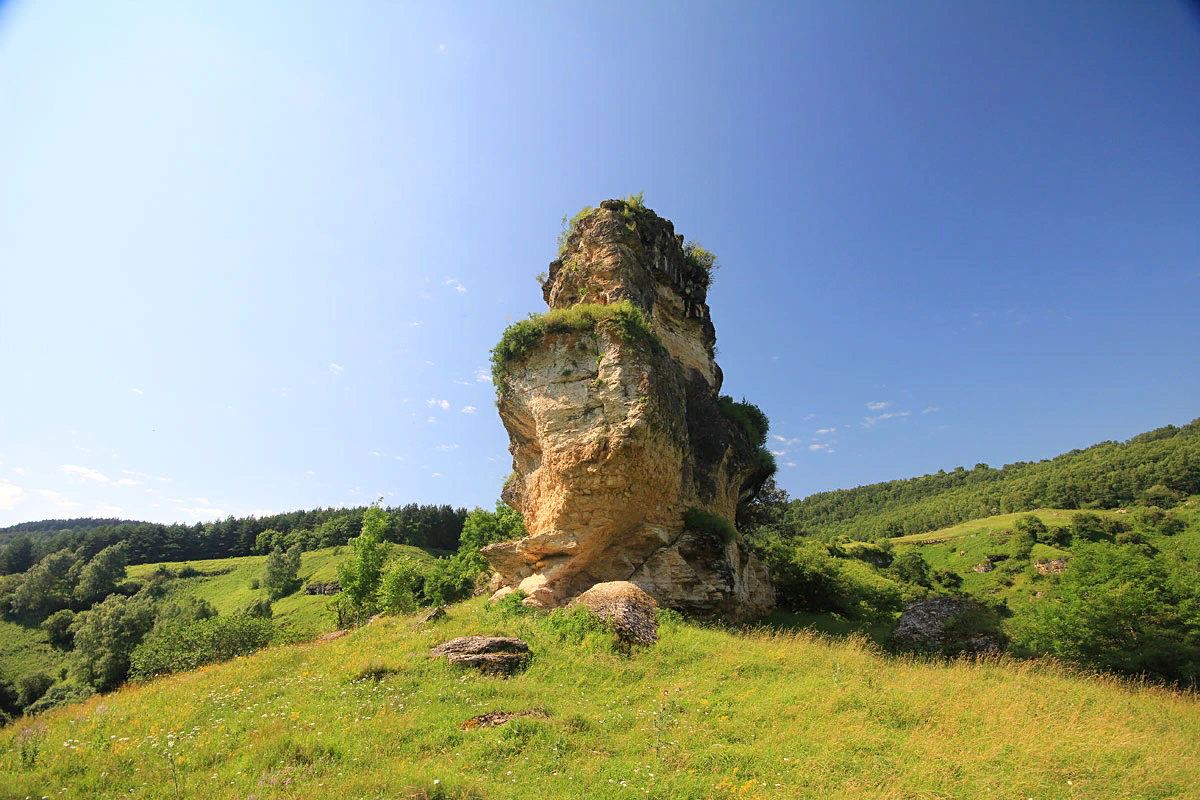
866 401 891 411
922 407 941 414
452 379 471 386
863 411 911 427
168 498 185 504
427 398 450 410
785 461 797 468
329 363 344 375
770 450 787 456
61 464 110 484
475 368 490 382
803 414 815 421
814 428 836 436
115 478 143 487
0 481 27 510
431 472 441 477
370 451 380 457
183 507 224 519
150 503 161 509
427 416 437 423
773 435 803 446
130 388 143 395
13 466 28 476
424 360 435 366
443 278 467 293
461 406 477 414
34 489 82 510
437 443 460 452
808 443 836 453
406 321 420 327
121 469 170 482
193 497 211 505
394 455 404 461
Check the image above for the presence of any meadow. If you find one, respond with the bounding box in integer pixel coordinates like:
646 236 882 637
3 595 1197 799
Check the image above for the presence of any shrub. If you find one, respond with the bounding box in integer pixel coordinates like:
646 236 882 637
888 551 933 587
241 597 273 619
41 610 76 650
717 396 770 448
758 539 906 622
130 616 275 681
22 684 92 716
16 673 53 711
556 205 597 258
683 240 719 290
682 508 738 544
377 558 421 615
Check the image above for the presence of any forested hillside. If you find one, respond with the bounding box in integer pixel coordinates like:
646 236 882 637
0 503 467 575
786 418 1200 541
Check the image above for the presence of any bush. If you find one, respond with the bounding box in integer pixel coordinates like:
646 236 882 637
130 616 275 681
241 597 273 619
22 684 92 716
682 508 738 544
888 551 933 587
490 301 663 391
682 240 719 290
377 558 421 615
41 609 76 650
424 503 526 607
758 539 906 622
717 396 770 448
16 673 53 711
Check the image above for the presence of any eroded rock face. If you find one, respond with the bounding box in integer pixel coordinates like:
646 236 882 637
486 199 774 622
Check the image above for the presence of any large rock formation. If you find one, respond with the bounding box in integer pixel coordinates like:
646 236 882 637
485 198 775 621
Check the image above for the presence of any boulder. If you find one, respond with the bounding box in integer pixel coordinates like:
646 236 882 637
570 581 659 646
892 597 1004 654
430 636 531 676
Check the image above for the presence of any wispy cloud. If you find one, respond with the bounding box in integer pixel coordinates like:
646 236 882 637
814 428 836 436
183 507 224 519
474 368 491 383
427 398 450 410
866 401 891 411
370 451 380 457
808 443 835 453
773 435 803 446
444 278 467 293
770 449 787 456
922 407 941 414
431 472 442 478
34 489 81 510
329 363 344 375
461 406 477 414
452 379 471 386
0 481 27 510
427 416 437 423
130 388 143 395
61 464 110 484
115 478 143 487
122 470 170 482
863 411 911 427
437 443 460 452
785 461 797 467
803 413 815 421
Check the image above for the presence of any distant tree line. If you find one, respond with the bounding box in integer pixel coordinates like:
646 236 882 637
0 503 468 576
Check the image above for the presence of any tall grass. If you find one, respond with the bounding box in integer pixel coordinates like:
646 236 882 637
4 596 1197 798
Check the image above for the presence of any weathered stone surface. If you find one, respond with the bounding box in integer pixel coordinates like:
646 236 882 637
412 605 447 627
972 561 994 573
430 636 531 676
487 199 774 621
459 708 549 729
892 597 1004 654
1034 559 1068 575
570 581 659 646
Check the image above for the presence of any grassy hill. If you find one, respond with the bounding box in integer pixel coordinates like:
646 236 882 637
126 545 434 636
3 597 1197 798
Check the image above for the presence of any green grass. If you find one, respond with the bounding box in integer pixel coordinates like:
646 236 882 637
3 597 1198 798
0 617 67 685
128 545 435 636
889 508 1116 543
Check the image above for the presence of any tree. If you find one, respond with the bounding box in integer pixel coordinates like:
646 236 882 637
377 557 421 615
423 503 525 606
0 536 34 575
41 609 77 650
71 593 157 691
74 542 128 606
10 550 79 617
261 544 303 599
336 503 391 616
888 550 932 588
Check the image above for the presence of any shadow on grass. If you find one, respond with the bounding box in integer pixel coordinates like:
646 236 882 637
756 609 894 647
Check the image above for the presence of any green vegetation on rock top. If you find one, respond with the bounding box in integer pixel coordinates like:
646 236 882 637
490 300 664 393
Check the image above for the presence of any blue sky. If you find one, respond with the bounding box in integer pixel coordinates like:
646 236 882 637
1 1 1198 527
